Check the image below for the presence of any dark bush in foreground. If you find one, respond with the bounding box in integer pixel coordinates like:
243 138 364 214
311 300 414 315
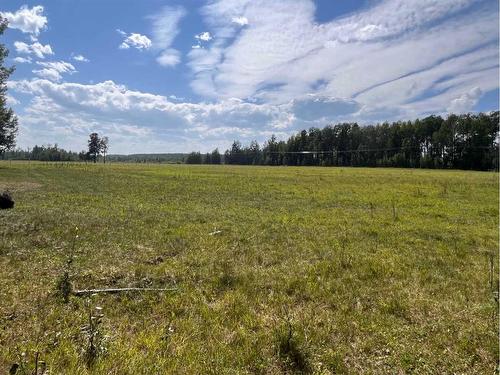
0 191 14 209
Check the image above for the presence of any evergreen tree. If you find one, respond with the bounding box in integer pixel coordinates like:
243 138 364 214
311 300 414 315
88 133 101 163
185 152 202 164
0 17 18 156
210 148 221 164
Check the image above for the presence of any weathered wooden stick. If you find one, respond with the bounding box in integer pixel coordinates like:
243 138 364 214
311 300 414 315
34 351 39 375
73 287 178 296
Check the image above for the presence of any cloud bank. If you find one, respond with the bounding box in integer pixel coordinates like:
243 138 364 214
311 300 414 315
9 79 366 153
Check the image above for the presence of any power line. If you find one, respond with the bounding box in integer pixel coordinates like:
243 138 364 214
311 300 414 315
267 145 495 154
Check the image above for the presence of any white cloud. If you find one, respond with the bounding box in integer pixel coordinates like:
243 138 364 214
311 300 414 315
13 56 32 64
149 5 186 67
232 16 248 26
119 32 152 50
31 68 63 82
1 5 47 36
447 87 483 113
13 41 31 54
32 61 76 82
72 54 89 62
14 41 53 58
8 78 309 152
195 31 212 42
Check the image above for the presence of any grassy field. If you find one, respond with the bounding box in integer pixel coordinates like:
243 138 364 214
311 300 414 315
0 161 498 374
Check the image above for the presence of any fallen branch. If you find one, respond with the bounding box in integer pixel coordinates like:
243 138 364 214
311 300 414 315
73 287 178 296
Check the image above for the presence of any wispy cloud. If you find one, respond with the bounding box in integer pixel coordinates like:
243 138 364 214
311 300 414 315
32 60 76 82
189 0 498 119
149 5 186 67
72 54 89 62
13 56 32 64
156 49 181 67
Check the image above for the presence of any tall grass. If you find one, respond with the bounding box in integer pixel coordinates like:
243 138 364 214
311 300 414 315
0 161 498 373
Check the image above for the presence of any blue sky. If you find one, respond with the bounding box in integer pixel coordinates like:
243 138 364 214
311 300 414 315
1 0 499 153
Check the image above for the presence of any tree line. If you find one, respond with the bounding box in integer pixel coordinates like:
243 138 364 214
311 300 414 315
185 149 222 164
187 112 498 171
2 113 498 170
2 145 80 161
2 133 110 162
107 153 185 163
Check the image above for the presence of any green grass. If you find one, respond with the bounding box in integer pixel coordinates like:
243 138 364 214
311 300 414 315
0 161 498 374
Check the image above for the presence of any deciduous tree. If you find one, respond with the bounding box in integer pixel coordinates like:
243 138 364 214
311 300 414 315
100 136 109 164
